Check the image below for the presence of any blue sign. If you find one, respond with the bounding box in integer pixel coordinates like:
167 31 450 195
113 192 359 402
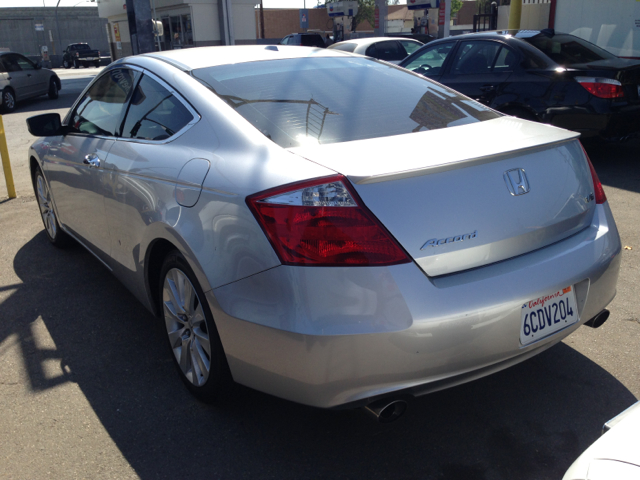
299 9 309 29
407 0 439 11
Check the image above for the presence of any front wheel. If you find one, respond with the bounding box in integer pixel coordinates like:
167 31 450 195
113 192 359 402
48 78 58 99
33 167 71 247
159 251 232 402
62 58 71 69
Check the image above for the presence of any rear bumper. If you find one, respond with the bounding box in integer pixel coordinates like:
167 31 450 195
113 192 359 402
208 203 621 409
547 104 640 140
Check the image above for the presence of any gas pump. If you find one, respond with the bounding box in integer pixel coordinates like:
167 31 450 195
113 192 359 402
407 0 439 35
327 1 358 40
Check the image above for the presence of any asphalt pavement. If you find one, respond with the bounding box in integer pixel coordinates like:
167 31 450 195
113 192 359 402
0 71 638 479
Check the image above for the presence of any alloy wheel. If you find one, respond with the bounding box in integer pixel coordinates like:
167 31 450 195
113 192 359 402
36 173 57 240
162 268 211 386
3 90 15 111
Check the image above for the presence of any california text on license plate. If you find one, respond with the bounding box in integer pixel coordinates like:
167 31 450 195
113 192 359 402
520 286 578 346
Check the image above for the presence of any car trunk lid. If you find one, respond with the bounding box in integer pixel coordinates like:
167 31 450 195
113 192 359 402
289 117 595 276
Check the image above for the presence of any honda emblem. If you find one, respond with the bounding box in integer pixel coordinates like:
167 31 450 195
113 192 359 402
504 168 530 196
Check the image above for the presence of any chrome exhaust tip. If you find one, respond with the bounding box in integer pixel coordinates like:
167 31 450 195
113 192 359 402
363 399 408 423
584 309 610 328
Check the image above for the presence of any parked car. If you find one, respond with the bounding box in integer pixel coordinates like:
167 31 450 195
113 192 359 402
0 52 60 113
279 33 326 48
386 32 435 45
564 401 640 479
62 43 101 69
399 29 640 141
328 37 423 64
26 46 621 421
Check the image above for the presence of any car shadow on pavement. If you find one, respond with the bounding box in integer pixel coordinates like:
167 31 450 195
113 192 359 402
584 139 640 195
1 231 636 480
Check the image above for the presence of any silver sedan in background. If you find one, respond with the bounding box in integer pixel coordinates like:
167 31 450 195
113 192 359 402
328 37 423 63
26 46 621 421
0 52 60 113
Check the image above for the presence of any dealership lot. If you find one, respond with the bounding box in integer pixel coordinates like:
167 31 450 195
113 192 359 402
0 70 638 479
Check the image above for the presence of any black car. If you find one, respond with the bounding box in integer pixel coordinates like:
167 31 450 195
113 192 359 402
62 43 101 69
279 33 326 48
399 29 640 141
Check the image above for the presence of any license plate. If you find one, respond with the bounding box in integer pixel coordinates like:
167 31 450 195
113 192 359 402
520 286 578 346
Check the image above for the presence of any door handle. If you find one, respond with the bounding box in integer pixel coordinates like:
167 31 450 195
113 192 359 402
83 153 101 168
27 74 32 77
479 84 496 92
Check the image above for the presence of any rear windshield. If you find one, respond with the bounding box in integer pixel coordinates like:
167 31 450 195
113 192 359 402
525 34 616 65
73 44 91 51
329 42 358 53
192 57 499 148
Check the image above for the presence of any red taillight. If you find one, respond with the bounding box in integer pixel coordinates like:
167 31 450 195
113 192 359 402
580 142 606 204
576 76 624 99
247 175 410 266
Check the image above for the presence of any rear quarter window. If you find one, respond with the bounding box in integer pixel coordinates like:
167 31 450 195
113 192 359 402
121 75 194 141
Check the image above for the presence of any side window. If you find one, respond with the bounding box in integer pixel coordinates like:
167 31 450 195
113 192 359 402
451 41 501 75
15 55 36 71
0 58 6 73
69 68 139 136
404 42 455 75
3 54 22 72
399 40 422 56
493 46 518 72
121 75 194 141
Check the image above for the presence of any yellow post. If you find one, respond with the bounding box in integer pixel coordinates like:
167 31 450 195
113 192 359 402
0 114 17 199
508 0 522 30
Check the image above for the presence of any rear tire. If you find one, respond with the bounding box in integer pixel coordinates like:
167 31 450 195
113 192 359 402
33 167 71 248
48 78 59 100
159 251 232 403
1 88 16 113
94 61 100 68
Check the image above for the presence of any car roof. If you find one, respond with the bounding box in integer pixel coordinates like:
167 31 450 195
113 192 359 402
426 29 560 43
133 45 349 71
333 37 422 48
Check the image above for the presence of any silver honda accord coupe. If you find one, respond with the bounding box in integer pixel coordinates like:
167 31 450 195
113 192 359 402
26 46 621 420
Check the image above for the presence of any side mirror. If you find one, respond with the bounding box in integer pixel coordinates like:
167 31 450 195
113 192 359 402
26 113 65 137
35 62 42 69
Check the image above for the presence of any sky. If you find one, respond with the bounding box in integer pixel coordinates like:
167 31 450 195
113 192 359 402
0 0 407 10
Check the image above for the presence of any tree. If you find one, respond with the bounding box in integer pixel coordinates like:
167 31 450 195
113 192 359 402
450 0 463 19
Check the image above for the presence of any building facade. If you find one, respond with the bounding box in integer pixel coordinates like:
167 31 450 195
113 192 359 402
0 7 109 68
98 0 258 61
